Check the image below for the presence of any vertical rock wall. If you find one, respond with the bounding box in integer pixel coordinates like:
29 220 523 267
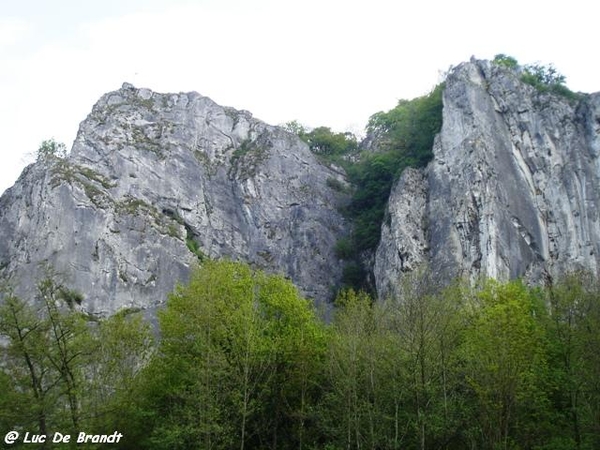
0 84 348 314
376 60 600 298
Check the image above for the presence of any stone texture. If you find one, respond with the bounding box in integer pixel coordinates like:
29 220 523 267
374 167 428 299
0 84 348 315
375 59 600 297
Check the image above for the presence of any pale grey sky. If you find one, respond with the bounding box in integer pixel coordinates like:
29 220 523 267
1 0 598 194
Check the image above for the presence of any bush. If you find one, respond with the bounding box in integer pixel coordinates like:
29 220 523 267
493 53 519 69
334 238 354 260
491 54 581 101
37 139 67 160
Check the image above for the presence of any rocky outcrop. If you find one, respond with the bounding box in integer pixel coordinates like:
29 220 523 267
374 168 428 299
376 60 600 298
0 84 348 315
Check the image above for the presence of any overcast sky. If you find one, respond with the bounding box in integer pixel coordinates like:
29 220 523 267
1 0 598 194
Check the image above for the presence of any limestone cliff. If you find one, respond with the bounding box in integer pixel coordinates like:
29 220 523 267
0 84 348 315
3 59 599 311
376 60 600 298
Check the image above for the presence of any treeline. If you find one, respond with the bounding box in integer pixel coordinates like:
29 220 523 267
2 261 599 449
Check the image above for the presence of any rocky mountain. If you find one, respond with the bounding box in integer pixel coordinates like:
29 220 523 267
375 59 600 298
0 83 348 315
1 58 599 313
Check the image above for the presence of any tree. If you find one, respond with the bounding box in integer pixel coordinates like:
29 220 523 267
37 139 67 160
84 309 154 438
322 289 385 449
36 277 88 432
384 271 468 450
302 126 358 158
493 54 519 69
461 280 550 449
0 274 153 446
282 120 307 136
337 82 444 274
135 260 326 450
0 276 89 443
545 272 600 449
522 62 566 86
0 293 54 441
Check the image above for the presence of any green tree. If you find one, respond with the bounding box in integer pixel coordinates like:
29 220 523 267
37 138 67 160
84 310 154 438
134 260 326 450
0 293 54 441
0 275 153 446
383 271 468 450
461 280 550 449
0 277 89 444
282 120 307 136
36 277 88 433
522 62 566 86
545 273 600 449
493 54 519 69
302 126 358 159
366 83 444 167
336 84 444 289
322 289 380 449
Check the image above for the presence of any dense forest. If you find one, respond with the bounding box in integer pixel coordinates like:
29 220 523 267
1 261 599 449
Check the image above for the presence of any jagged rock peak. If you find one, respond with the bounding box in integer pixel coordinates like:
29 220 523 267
376 59 600 298
0 83 349 315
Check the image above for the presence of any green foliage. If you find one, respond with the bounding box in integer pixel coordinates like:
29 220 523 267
3 264 600 449
37 138 67 161
282 120 307 136
285 87 443 290
319 274 600 449
461 280 551 449
345 151 401 253
491 54 581 101
322 275 469 450
543 272 600 449
355 84 443 248
326 176 347 193
132 260 327 450
334 237 354 259
302 126 358 160
330 85 444 289
366 83 444 166
493 53 519 69
0 274 152 440
520 63 581 101
185 235 205 261
522 62 566 86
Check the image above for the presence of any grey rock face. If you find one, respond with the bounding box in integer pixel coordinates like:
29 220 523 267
376 60 600 297
375 167 428 299
0 84 348 315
